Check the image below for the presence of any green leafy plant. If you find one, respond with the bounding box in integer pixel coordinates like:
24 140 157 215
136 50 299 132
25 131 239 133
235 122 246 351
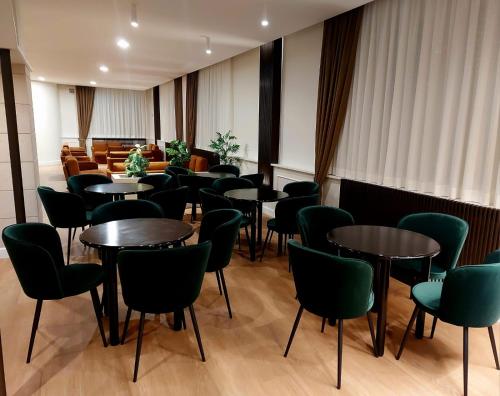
124 144 149 177
209 131 240 165
165 140 191 167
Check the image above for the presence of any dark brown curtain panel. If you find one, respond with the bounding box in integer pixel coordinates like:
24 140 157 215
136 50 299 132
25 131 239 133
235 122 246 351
314 7 363 192
75 86 95 148
186 71 199 149
174 77 184 140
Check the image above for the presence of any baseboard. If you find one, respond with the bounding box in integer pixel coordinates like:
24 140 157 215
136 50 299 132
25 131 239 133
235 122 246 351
0 247 8 259
38 160 61 166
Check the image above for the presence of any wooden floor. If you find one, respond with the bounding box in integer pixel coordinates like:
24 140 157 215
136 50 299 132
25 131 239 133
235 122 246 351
0 165 498 395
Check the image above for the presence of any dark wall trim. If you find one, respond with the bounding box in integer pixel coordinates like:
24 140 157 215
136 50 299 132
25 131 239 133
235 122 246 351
153 85 161 142
0 49 26 223
258 38 282 186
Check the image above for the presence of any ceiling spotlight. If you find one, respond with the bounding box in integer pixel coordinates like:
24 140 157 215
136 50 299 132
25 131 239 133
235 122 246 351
130 4 139 28
116 38 130 49
90 81 97 85
261 19 269 27
38 76 45 81
203 36 212 55
99 65 109 72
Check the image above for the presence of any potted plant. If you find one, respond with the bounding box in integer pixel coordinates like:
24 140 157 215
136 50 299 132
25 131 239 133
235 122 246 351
124 144 149 177
209 131 240 165
166 140 191 167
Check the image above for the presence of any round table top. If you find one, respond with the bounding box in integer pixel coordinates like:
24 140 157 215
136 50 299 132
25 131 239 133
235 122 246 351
224 187 289 202
327 225 440 260
196 171 236 179
84 183 154 195
80 218 194 249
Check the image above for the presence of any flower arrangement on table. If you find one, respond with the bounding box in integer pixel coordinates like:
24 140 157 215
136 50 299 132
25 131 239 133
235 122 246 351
124 144 150 177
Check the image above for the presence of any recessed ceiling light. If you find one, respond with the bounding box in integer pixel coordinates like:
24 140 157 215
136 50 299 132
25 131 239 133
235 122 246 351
38 76 45 81
131 21 139 28
130 4 139 28
205 49 212 55
116 38 130 49
261 19 269 27
203 36 212 55
90 81 97 85
99 65 109 72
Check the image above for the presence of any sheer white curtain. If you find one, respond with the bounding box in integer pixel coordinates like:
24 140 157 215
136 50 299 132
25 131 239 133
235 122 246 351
89 88 148 138
159 80 176 141
196 59 233 150
334 0 500 208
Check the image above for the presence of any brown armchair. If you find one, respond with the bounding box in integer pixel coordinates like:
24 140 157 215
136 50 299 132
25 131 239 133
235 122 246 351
188 155 208 172
63 157 106 180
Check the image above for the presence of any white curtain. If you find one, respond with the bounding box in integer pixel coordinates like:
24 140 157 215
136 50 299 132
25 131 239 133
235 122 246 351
159 81 176 142
89 88 148 138
196 59 233 150
334 0 500 208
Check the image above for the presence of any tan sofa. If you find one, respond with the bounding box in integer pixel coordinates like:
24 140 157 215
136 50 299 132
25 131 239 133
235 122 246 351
106 157 169 177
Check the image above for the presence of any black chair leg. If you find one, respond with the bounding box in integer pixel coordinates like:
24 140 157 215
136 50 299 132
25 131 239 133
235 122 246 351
219 269 232 319
121 307 132 344
338 319 343 389
321 317 326 333
66 228 72 265
463 327 468 396
181 312 187 330
90 288 108 347
72 227 77 241
188 305 206 362
430 316 438 339
367 312 377 356
284 306 304 357
215 271 223 295
237 232 241 250
396 306 419 360
244 225 250 249
133 312 146 382
260 229 272 262
26 299 43 363
488 326 500 370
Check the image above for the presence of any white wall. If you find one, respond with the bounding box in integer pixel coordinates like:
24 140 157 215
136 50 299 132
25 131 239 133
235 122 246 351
58 85 78 141
31 81 61 164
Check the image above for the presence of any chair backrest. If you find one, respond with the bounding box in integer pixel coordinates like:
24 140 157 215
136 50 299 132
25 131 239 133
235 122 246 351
199 188 233 214
117 241 212 313
91 199 164 225
241 173 264 188
37 186 87 228
484 249 500 264
297 205 354 253
283 181 320 197
138 174 172 193
164 168 179 188
398 212 468 272
67 174 113 210
2 223 66 300
211 177 254 194
198 209 242 272
288 240 373 320
149 186 189 220
209 164 240 177
166 165 189 175
439 263 500 328
274 195 320 233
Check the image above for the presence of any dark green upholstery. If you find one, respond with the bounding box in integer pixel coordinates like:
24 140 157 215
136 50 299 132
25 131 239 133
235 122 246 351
241 173 264 187
178 175 215 221
199 188 232 214
149 186 188 220
484 249 500 264
67 174 113 210
166 165 189 175
211 177 254 194
164 169 179 188
137 174 172 198
283 181 319 197
297 205 354 253
392 212 469 282
209 164 240 177
91 199 164 225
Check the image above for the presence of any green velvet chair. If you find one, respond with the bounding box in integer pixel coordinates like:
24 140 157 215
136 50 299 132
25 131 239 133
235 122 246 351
283 181 319 197
37 186 90 265
91 199 164 225
166 165 189 175
137 174 172 199
241 173 264 188
211 177 254 194
67 174 113 211
117 241 212 382
149 186 189 220
164 169 179 188
209 164 240 177
484 249 500 264
297 205 354 254
178 175 215 222
198 209 242 318
396 263 500 396
284 240 377 389
2 223 107 363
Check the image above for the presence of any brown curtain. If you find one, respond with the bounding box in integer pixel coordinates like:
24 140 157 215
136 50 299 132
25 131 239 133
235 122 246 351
174 77 183 141
314 7 363 193
75 86 95 148
186 71 198 149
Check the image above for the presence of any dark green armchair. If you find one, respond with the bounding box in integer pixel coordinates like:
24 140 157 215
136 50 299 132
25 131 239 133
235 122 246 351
67 174 113 211
91 199 164 225
149 186 189 220
283 181 319 197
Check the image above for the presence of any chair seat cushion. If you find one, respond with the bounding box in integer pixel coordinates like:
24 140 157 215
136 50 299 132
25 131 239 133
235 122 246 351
240 216 251 227
86 211 93 223
61 263 104 297
411 281 442 315
391 258 447 281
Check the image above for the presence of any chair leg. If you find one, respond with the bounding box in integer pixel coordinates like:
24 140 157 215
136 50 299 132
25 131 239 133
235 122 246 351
188 305 206 362
26 299 43 363
260 229 271 262
133 312 146 382
430 316 438 339
90 288 108 347
337 319 343 389
244 225 250 248
396 306 419 360
321 317 326 333
121 307 132 344
66 228 72 265
181 312 187 330
219 269 232 319
215 271 222 295
72 227 77 241
367 312 377 357
237 232 241 250
284 306 304 357
463 327 468 396
488 326 500 370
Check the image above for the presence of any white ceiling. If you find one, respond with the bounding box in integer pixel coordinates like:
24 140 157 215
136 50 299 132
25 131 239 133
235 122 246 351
15 0 370 90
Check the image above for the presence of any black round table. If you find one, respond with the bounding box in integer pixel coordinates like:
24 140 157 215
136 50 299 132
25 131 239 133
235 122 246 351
196 171 236 179
80 218 194 345
327 225 440 356
85 183 154 201
224 187 289 261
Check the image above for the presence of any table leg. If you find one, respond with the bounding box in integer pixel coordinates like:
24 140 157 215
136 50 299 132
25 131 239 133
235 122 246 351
415 256 432 339
250 204 256 261
257 201 263 245
374 258 391 356
102 248 120 346
173 310 185 331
